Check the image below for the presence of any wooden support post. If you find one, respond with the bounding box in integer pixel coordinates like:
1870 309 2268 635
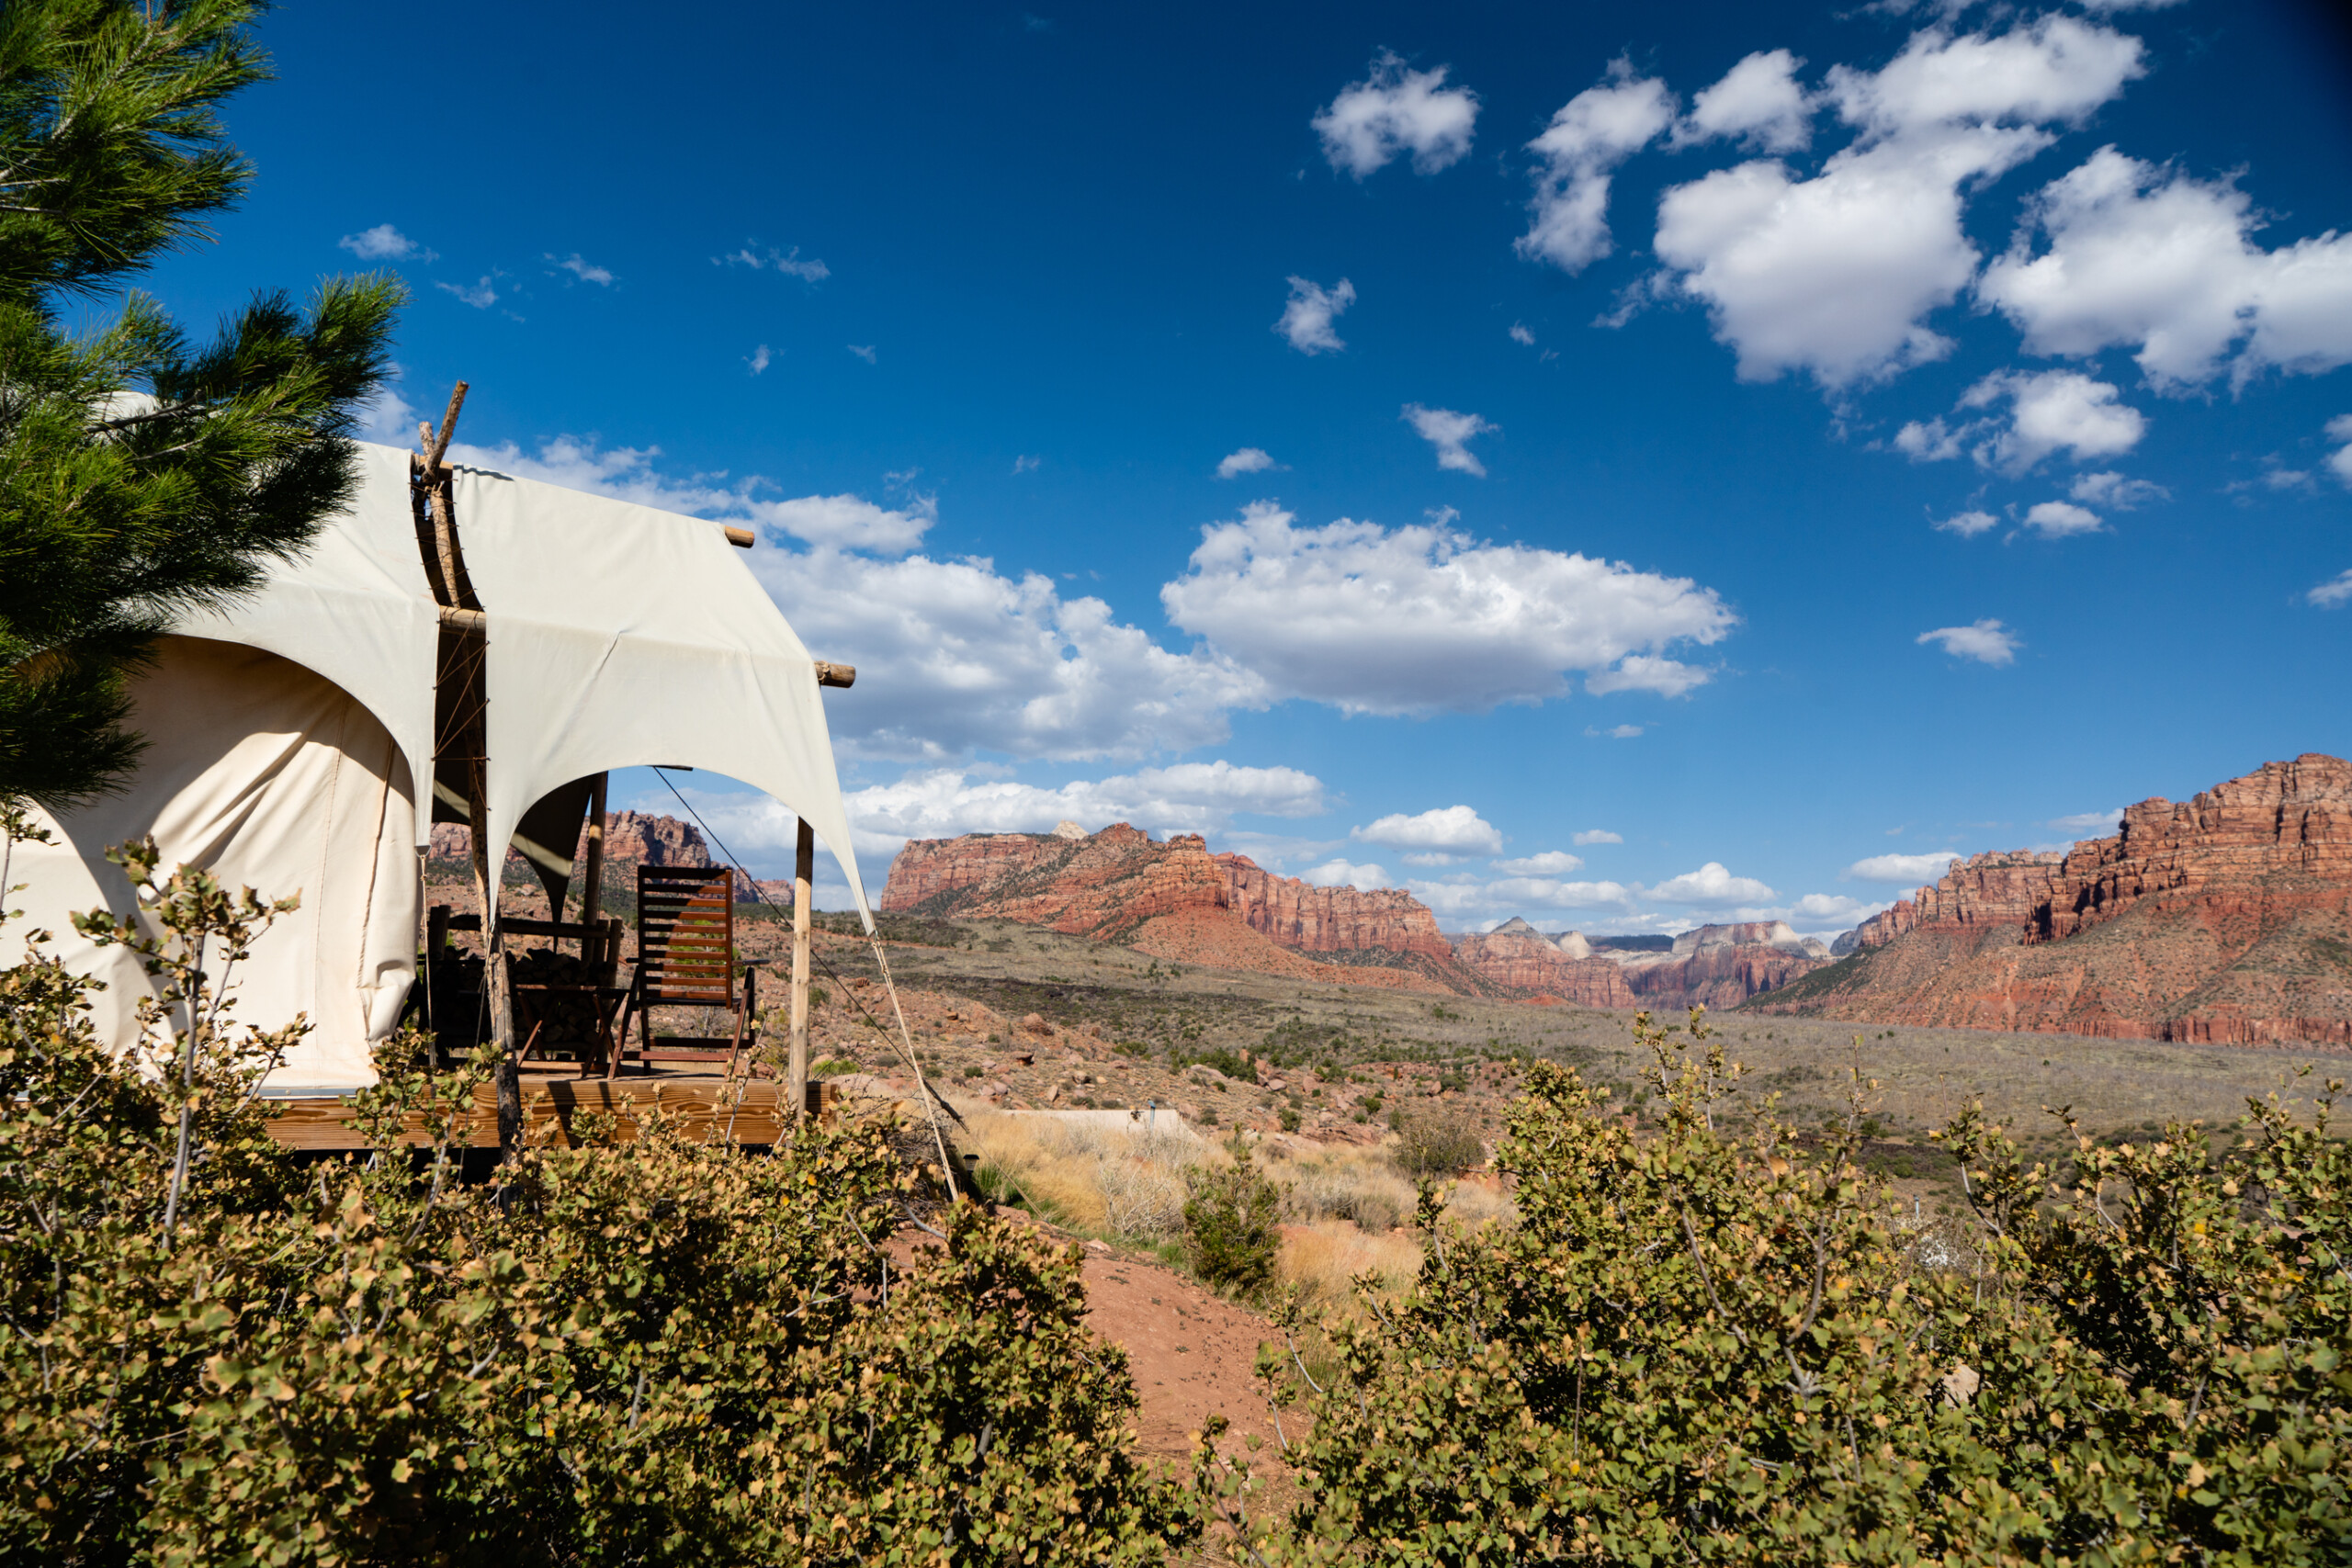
467 756 519 1158
789 818 814 1126
424 901 451 1069
579 772 607 953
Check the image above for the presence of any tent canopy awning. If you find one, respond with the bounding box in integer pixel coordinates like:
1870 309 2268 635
172 440 873 921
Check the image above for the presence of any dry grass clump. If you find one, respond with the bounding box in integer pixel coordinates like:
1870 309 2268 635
1273 1144 1417 1233
1278 1220 1421 1317
956 1109 1204 1241
1443 1174 1519 1230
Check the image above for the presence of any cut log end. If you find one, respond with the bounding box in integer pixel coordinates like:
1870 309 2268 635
815 660 856 689
723 525 755 548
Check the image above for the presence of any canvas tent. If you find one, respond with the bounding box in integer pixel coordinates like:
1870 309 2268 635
12 438 872 1095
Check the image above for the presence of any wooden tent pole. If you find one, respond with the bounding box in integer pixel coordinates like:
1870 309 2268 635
579 772 607 950
418 380 517 1156
789 819 813 1126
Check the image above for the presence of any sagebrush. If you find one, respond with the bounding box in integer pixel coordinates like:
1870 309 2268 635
0 840 1198 1565
1227 1010 2351 1567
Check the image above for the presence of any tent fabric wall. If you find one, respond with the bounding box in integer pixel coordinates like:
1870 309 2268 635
13 637 419 1092
10 438 876 1093
450 460 872 921
173 443 442 849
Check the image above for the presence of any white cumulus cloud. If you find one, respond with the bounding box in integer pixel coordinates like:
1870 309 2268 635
548 253 615 285
340 223 432 261
1351 805 1505 861
763 550 1268 762
1313 51 1480 178
1649 862 1778 906
1572 829 1623 845
1933 508 1999 537
2308 570 2352 610
435 276 498 309
1303 859 1392 891
1651 16 2143 388
759 493 938 554
1216 447 1280 479
1159 502 1736 716
2070 470 2166 508
2049 809 2121 833
2324 413 2352 489
1790 893 1888 927
1845 850 1961 883
1980 148 2352 389
1958 369 2145 470
1584 653 1708 697
1917 618 2021 665
701 761 1329 865
1517 62 1676 274
720 244 830 281
1402 403 1498 477
2023 500 2103 536
1493 851 1585 875
1677 49 1812 153
1276 276 1356 355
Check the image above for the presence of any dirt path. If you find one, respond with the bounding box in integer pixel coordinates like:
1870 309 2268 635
1072 1241 1291 1462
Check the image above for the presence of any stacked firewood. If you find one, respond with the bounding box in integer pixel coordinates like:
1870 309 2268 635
511 949 610 1055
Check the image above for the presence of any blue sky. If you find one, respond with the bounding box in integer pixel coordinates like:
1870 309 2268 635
147 0 2350 933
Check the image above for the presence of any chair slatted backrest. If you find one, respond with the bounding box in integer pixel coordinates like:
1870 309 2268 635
637 865 736 1008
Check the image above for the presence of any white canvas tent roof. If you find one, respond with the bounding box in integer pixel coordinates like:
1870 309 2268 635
15 440 872 1092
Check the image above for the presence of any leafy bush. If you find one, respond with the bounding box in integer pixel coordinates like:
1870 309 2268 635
1235 1010 2352 1566
1391 1101 1484 1179
1183 1140 1281 1297
0 840 1199 1565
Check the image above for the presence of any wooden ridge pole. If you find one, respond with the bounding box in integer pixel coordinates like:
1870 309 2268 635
789 819 813 1127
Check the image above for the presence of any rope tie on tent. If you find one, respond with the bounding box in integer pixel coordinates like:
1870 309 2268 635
651 771 961 1201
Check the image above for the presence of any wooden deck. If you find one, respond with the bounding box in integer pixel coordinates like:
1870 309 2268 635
264 1068 794 1150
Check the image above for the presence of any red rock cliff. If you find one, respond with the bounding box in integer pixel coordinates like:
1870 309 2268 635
1759 754 2352 1046
881 824 1227 939
1451 922 1638 1007
881 826 1503 994
1217 853 1454 960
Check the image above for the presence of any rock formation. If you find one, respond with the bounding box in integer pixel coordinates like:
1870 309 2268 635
1598 921 1835 1010
1219 853 1456 961
882 824 1229 939
883 825 1498 995
1766 754 2352 1046
1450 919 1637 1006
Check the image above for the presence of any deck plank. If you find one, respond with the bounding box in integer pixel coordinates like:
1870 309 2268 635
265 1076 788 1150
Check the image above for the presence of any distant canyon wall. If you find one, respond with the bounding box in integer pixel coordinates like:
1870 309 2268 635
1772 754 2352 1046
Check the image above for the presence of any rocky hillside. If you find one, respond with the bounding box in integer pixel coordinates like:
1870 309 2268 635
1446 918 1833 1010
882 825 1495 995
1450 919 1637 1007
1608 921 1835 1010
1758 754 2352 1046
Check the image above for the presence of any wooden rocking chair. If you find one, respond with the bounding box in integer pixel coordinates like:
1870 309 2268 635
606 865 759 1078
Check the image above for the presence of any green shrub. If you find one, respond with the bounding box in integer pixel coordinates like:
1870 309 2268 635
1182 1140 1280 1298
1278 1105 1303 1134
1234 1010 2352 1567
1392 1101 1484 1179
0 836 1199 1565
